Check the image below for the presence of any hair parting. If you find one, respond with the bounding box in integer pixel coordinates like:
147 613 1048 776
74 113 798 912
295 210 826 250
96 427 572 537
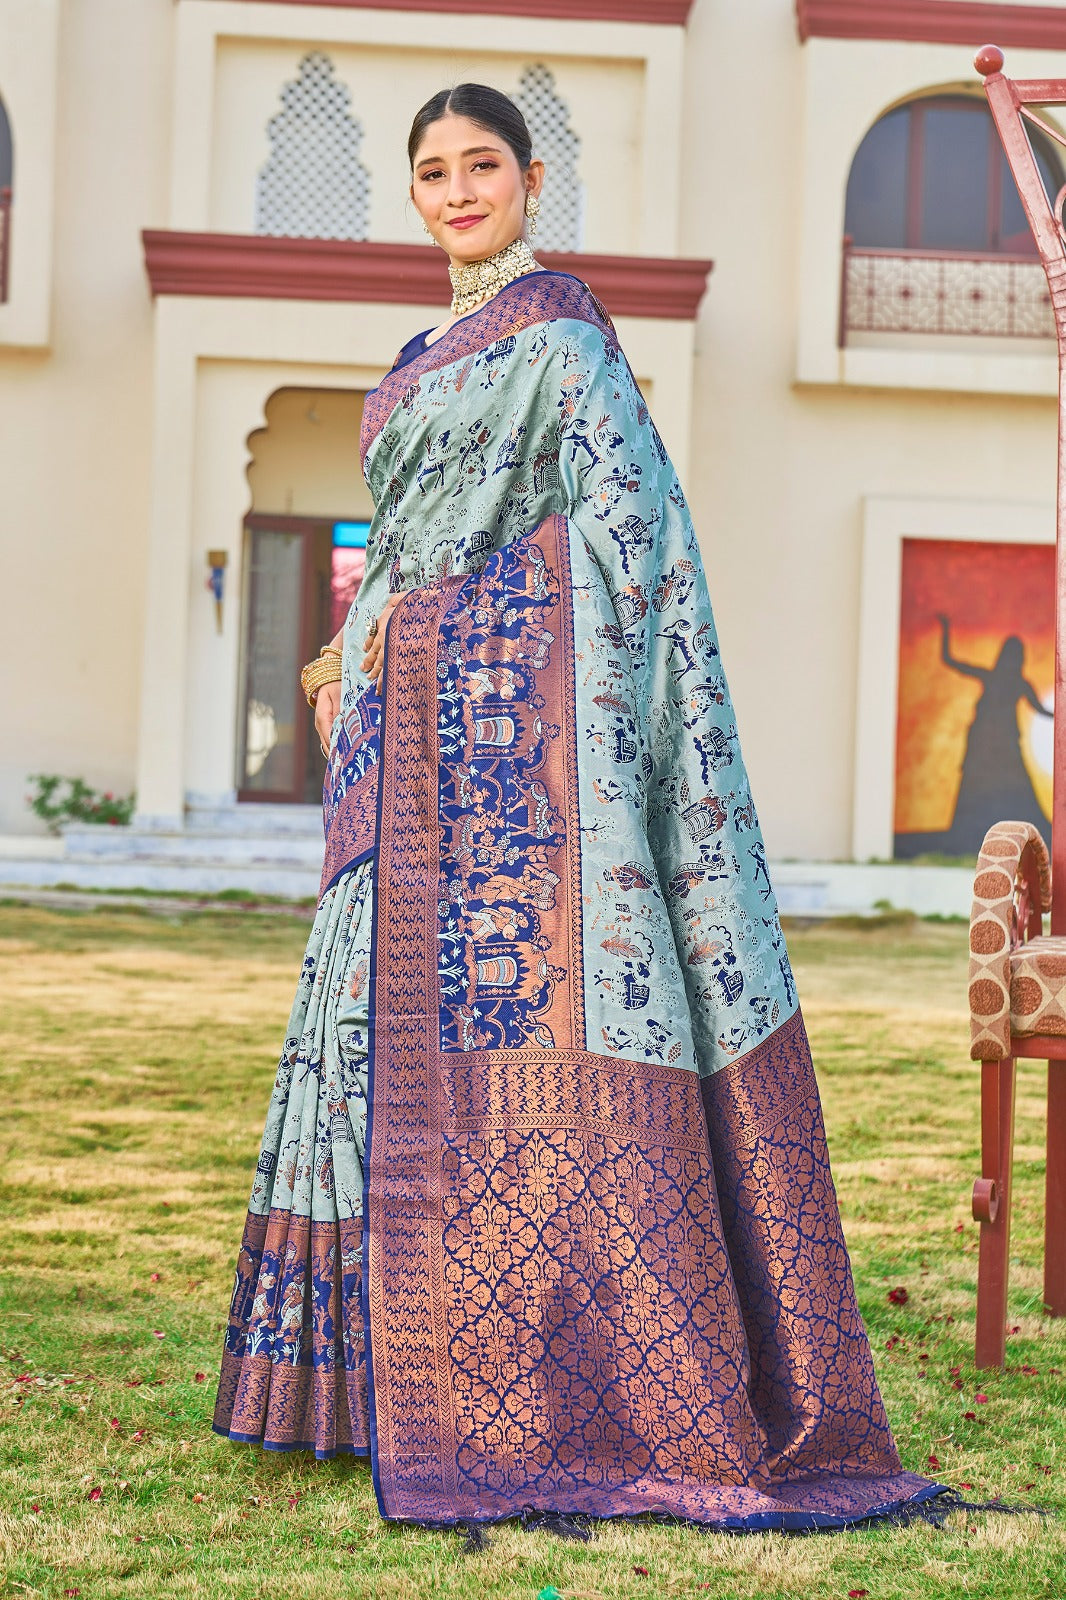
408 82 533 172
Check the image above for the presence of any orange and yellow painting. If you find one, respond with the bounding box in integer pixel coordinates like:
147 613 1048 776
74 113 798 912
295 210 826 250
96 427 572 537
893 537 1054 859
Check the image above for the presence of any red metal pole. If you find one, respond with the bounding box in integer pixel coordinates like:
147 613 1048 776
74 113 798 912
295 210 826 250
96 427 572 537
975 1056 1016 1369
1047 1061 1066 1315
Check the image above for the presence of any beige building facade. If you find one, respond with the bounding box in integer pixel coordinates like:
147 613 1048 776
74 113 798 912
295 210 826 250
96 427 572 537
2 0 1064 896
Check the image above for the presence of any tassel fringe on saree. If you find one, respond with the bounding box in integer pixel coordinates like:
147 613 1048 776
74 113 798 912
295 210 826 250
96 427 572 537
213 271 946 1530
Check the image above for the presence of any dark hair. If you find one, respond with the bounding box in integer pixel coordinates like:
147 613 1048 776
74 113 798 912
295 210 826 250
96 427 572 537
408 83 533 172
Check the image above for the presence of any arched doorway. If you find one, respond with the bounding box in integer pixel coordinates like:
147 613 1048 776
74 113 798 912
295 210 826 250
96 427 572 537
238 386 371 803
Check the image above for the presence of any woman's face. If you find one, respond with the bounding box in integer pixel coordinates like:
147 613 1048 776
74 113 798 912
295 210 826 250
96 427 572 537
410 111 543 266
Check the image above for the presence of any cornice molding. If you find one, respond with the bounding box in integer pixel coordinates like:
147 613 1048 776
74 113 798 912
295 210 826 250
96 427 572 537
220 0 695 23
797 0 1066 48
141 232 714 320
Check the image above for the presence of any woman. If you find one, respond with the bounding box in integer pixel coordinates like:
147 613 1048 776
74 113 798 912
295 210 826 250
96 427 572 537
213 83 943 1532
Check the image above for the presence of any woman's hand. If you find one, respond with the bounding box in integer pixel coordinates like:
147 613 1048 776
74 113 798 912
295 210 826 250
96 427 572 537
314 680 342 758
361 593 406 692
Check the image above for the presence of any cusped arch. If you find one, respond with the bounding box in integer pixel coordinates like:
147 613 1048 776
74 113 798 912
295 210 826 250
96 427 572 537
844 87 1066 255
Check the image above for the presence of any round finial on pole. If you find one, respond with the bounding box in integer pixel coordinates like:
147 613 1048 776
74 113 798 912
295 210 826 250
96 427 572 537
974 44 1005 77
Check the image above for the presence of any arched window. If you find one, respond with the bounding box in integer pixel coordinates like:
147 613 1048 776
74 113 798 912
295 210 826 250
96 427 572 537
512 64 584 252
255 53 370 241
845 93 1064 255
0 92 12 303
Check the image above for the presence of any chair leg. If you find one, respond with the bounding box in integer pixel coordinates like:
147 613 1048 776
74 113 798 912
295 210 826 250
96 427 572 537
1046 1059 1066 1317
974 1056 1016 1370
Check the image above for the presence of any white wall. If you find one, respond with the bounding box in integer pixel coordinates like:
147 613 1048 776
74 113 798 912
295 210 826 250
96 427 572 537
0 0 172 833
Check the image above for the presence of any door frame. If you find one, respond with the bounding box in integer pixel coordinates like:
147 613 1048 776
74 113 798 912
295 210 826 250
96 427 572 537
237 511 334 804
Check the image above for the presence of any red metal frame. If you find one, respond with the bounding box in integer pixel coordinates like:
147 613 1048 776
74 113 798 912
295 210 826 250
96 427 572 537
967 44 1066 1371
0 188 11 304
980 51 1066 933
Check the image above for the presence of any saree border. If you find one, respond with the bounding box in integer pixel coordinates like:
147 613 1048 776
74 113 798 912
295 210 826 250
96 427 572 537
359 271 616 468
362 573 462 1516
363 515 594 1519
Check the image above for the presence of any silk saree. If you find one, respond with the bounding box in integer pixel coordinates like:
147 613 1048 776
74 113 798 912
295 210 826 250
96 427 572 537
213 270 943 1530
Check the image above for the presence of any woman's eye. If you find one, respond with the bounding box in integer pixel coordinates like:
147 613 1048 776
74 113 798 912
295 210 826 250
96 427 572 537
472 161 498 172
421 169 444 182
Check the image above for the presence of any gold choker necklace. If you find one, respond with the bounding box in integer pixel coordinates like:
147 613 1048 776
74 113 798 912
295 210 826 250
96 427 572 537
448 237 540 318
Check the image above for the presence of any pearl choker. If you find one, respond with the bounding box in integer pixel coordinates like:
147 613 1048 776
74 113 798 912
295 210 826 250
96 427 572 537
448 237 540 318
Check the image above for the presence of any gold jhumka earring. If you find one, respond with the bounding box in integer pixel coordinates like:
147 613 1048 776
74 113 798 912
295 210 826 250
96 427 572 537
524 192 540 236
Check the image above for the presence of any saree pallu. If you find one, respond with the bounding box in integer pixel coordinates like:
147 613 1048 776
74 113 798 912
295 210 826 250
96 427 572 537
214 271 943 1529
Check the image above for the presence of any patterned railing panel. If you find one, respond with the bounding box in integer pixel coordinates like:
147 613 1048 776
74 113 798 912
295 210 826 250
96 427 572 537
839 240 1054 343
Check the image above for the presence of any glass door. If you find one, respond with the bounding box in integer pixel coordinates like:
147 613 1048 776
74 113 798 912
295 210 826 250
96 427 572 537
237 515 368 803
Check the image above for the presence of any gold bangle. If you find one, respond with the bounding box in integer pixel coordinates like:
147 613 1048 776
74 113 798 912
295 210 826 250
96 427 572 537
300 653 342 707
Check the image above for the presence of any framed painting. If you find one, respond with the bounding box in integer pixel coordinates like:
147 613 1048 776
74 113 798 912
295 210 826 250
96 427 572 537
853 497 1054 863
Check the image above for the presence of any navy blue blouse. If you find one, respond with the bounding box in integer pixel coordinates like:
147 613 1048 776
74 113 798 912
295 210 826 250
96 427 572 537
392 327 433 371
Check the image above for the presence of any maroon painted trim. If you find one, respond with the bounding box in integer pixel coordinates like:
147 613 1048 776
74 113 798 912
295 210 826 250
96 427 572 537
222 0 694 21
797 0 1066 48
141 232 714 320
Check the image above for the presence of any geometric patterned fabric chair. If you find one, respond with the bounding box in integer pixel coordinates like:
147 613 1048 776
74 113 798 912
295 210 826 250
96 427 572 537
969 48 1066 1368
968 821 1064 1367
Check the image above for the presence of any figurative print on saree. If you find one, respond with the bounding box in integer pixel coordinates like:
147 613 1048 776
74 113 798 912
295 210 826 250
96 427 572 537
213 270 947 1530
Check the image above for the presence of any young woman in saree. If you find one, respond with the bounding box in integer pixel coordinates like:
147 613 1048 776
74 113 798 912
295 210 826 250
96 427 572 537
213 83 945 1532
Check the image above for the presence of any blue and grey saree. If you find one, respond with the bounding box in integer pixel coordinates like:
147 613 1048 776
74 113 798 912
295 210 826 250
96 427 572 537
213 271 942 1529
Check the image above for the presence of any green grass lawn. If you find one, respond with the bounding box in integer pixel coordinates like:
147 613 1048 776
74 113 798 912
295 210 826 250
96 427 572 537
0 903 1061 1599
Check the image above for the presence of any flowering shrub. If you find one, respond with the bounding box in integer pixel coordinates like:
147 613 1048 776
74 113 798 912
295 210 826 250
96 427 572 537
27 774 135 832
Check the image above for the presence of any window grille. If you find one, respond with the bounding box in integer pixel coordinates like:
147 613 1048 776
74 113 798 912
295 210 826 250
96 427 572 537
512 64 583 252
255 52 370 241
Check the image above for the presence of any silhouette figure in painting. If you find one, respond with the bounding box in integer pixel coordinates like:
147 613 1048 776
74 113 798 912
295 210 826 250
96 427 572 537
949 616 1048 850
895 616 1051 859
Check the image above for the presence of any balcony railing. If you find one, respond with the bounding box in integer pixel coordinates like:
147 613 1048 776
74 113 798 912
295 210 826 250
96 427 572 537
838 235 1055 345
0 189 10 304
